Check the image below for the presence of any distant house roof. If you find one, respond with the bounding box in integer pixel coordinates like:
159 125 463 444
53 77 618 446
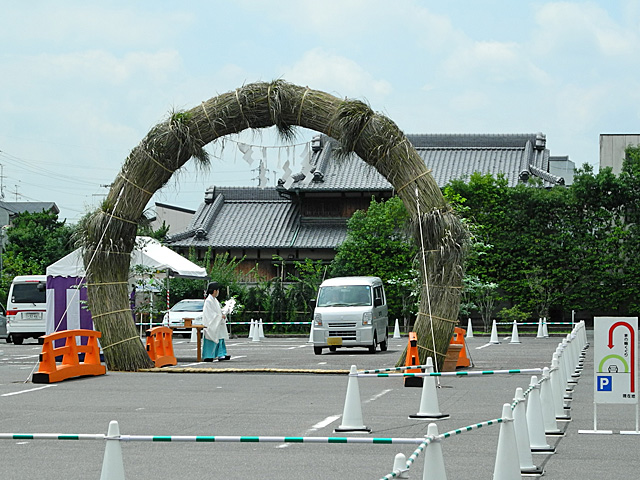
282 133 566 191
0 201 59 216
167 187 346 249
167 133 571 251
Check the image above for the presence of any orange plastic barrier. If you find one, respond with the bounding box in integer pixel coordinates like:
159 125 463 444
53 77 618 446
404 332 423 387
146 326 177 368
32 329 106 384
450 326 471 368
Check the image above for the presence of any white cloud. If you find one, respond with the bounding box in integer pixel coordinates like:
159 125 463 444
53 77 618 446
283 48 392 99
442 40 551 85
533 2 639 56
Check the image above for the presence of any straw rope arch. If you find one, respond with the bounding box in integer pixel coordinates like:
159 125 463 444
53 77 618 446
80 80 468 371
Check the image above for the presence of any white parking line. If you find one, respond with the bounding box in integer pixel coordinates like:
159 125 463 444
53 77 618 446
1 385 56 397
277 414 341 448
476 343 492 350
364 388 392 404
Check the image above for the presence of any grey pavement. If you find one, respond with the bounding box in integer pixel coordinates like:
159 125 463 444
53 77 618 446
0 330 638 479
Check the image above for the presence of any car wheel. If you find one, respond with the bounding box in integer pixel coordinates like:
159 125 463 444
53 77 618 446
314 346 323 355
13 335 24 345
380 329 388 351
368 334 377 354
5 334 12 344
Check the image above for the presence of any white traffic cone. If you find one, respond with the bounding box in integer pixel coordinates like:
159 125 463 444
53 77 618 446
542 317 549 337
259 318 265 339
493 403 522 480
335 365 370 432
248 319 255 339
393 319 401 339
189 327 198 343
422 423 447 480
509 321 521 344
489 320 500 344
410 357 449 419
308 322 314 343
392 453 409 479
551 355 571 420
536 318 544 338
466 318 474 338
251 320 261 342
100 420 125 480
540 367 563 435
525 376 555 453
512 388 542 475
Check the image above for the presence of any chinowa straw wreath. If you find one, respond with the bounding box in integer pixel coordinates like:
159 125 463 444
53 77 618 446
77 80 469 372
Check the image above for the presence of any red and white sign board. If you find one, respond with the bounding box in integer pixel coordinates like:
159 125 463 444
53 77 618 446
593 317 638 405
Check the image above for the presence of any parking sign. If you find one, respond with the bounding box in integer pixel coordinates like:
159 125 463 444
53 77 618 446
593 317 638 404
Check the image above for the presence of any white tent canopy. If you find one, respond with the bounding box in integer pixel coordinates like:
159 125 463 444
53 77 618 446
46 236 208 279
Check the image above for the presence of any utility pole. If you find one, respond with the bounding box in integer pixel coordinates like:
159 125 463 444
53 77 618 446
0 163 5 200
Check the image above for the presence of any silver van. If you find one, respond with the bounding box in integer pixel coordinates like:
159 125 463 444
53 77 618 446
6 275 47 344
311 276 388 355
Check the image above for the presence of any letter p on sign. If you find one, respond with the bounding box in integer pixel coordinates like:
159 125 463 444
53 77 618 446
597 376 612 391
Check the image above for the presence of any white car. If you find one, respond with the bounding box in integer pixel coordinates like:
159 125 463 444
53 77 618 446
162 299 205 336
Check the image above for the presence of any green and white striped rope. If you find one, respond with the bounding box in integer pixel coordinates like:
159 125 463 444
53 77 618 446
0 433 423 445
0 433 104 441
379 416 506 480
360 364 431 374
355 368 543 378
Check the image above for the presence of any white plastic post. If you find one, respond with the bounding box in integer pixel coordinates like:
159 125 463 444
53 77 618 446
392 453 409 479
509 321 521 344
493 404 522 480
422 423 447 480
393 319 401 339
100 421 125 480
489 320 500 344
410 357 449 419
335 365 370 432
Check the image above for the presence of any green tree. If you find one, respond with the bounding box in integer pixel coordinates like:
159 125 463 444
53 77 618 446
330 196 418 319
1 210 75 301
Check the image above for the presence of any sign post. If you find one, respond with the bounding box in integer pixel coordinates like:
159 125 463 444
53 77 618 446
579 317 639 435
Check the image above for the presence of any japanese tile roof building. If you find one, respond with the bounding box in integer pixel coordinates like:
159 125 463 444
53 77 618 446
166 133 573 279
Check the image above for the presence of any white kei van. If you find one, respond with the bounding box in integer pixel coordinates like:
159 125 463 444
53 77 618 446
6 275 47 345
311 276 388 355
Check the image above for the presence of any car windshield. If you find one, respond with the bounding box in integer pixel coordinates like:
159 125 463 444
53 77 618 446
317 285 372 307
171 300 204 312
12 283 46 303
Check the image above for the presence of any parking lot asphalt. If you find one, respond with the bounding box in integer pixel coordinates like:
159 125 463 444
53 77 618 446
1 330 638 479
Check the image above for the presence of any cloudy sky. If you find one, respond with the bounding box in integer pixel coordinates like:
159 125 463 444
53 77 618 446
1 1 639 223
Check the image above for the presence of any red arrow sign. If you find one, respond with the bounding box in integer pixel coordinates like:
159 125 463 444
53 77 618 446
608 321 635 393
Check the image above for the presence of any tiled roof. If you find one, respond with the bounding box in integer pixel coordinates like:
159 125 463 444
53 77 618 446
168 132 569 251
0 201 59 215
282 133 564 190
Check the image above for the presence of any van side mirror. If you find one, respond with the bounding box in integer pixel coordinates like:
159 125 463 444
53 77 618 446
309 298 316 310
374 297 382 307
